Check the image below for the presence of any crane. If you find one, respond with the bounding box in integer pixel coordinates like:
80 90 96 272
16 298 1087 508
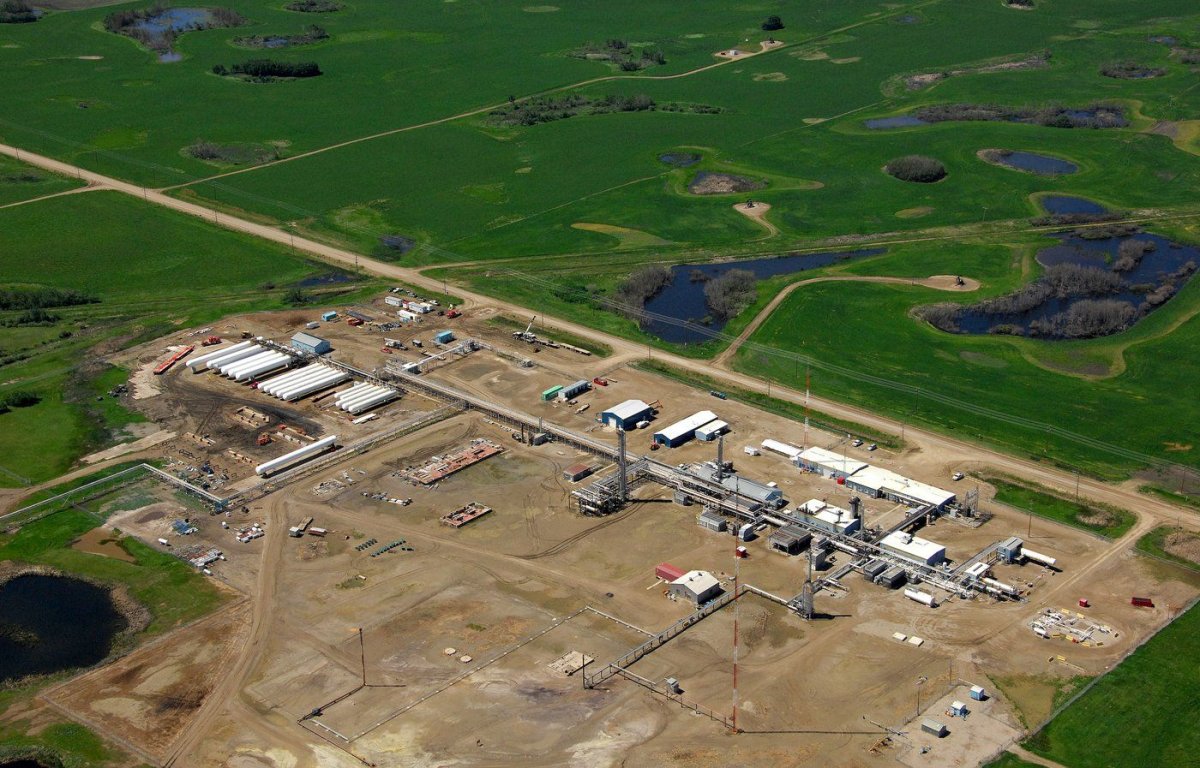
514 316 537 343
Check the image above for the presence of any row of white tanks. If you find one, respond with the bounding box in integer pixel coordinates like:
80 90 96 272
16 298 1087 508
334 382 399 415
183 340 291 382
258 364 348 401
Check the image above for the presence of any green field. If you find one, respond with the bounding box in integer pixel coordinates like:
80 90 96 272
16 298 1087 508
983 474 1136 538
0 184 377 486
3 0 1200 488
1135 526 1200 571
1025 601 1200 767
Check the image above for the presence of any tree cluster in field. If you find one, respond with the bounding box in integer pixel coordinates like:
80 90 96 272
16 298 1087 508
0 390 40 414
703 269 758 320
570 39 666 71
914 102 1127 129
490 94 720 127
105 5 246 52
213 59 322 80
185 140 280 165
1178 49 1200 65
234 25 328 48
0 285 97 311
613 265 671 319
761 15 784 31
0 0 38 24
1100 60 1166 79
885 155 946 183
285 0 342 11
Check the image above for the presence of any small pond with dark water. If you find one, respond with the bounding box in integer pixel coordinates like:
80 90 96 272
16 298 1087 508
1041 195 1106 215
0 575 127 684
863 115 928 129
986 150 1077 175
128 7 212 61
942 231 1198 339
641 249 883 344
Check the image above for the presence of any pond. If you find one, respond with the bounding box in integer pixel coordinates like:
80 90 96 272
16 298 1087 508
863 115 927 129
0 575 127 683
943 231 1199 339
659 152 701 167
985 150 1077 176
131 7 211 37
296 273 352 287
1041 195 1106 215
641 249 883 344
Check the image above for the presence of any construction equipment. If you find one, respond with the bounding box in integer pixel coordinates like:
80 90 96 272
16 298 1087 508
257 433 272 446
154 345 194 375
446 309 461 319
347 317 364 327
201 335 222 346
514 316 537 343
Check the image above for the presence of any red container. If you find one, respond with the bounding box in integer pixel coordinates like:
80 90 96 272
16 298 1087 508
656 563 685 582
1131 596 1154 608
1078 598 1089 608
836 476 846 485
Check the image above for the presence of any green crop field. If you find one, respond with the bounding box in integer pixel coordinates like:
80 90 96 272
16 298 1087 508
1024 601 1200 767
3 0 1200 489
0 182 376 486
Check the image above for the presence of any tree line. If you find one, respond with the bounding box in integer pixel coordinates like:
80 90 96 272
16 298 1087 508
213 59 322 80
0 0 38 23
0 286 97 311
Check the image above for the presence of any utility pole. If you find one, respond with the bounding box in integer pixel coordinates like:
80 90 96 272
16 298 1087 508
916 675 927 718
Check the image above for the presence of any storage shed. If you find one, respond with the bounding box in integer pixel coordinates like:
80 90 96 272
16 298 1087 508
541 385 563 402
695 420 729 442
321 311 338 321
668 570 723 605
559 379 591 400
768 524 811 555
654 411 718 447
921 718 948 738
697 509 727 532
433 330 455 345
291 332 331 355
601 399 653 430
562 463 593 482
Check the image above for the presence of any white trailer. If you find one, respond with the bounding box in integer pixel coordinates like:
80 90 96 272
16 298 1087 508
186 340 253 372
255 435 338 476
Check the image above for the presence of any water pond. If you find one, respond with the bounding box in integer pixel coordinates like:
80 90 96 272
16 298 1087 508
1041 195 1106 216
0 575 127 683
863 115 927 129
986 150 1077 175
641 249 883 344
131 7 211 37
659 152 701 167
943 231 1198 339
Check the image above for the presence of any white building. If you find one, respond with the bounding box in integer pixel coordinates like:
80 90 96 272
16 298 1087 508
879 530 946 566
668 570 723 605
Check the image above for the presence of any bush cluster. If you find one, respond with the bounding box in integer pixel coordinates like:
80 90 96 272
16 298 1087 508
570 39 665 71
1100 61 1166 79
285 0 342 11
703 269 758 320
914 102 1127 129
885 155 946 183
213 59 322 80
0 286 97 311
612 265 671 319
234 25 328 48
0 390 41 414
0 0 38 23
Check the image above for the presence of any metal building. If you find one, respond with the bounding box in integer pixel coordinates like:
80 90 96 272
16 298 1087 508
562 463 593 482
668 570 723 605
768 524 811 555
997 536 1024 564
654 410 717 447
695 420 729 442
921 719 948 738
793 499 862 535
559 379 591 400
291 332 331 355
689 464 785 508
600 399 653 430
697 509 727 532
880 530 946 566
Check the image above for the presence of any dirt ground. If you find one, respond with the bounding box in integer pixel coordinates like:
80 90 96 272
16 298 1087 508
41 300 1200 767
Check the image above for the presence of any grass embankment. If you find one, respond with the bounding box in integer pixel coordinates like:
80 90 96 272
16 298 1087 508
0 721 119 768
1135 526 1200 572
1025 601 1200 767
0 187 382 486
8 459 158 512
485 314 612 357
989 673 1089 730
980 753 1043 768
1138 484 1200 512
635 359 904 450
982 473 1135 538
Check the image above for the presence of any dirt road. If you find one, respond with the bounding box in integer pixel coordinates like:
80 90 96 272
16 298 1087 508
0 142 1193 532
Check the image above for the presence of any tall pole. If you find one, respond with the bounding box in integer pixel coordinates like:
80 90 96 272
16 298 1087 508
732 525 740 733
358 627 366 686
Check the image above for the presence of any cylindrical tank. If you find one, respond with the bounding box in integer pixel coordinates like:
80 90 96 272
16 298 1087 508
207 345 265 372
220 350 277 377
265 366 323 397
346 389 398 414
186 340 253 371
982 577 1019 596
1022 548 1058 568
903 588 936 607
284 370 347 401
340 387 387 412
335 382 372 404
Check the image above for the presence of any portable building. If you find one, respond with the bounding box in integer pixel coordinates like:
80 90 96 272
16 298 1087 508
997 536 1024 564
697 509 727 533
950 701 968 718
970 685 987 701
921 719 947 738
559 379 591 400
880 531 946 566
601 399 653 430
433 330 455 345
384 295 403 307
656 563 685 582
695 420 729 442
654 411 718 447
397 309 420 323
321 311 338 321
797 446 867 478
768 525 811 555
541 385 563 402
562 463 593 482
668 570 723 605
291 332 332 355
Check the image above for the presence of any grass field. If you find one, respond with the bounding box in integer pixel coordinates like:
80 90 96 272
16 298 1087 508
1135 526 1200 572
1024 601 1200 767
0 185 378 486
983 474 1136 538
981 755 1041 768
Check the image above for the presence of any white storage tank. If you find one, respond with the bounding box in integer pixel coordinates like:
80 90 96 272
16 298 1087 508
903 588 937 607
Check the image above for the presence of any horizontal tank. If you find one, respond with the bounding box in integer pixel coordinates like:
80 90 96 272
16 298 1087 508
282 370 348 401
903 588 936 607
335 382 372 404
346 389 398 414
186 340 253 371
220 350 278 377
206 345 265 372
255 434 338 476
235 354 290 382
339 386 389 412
1022 548 1058 568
